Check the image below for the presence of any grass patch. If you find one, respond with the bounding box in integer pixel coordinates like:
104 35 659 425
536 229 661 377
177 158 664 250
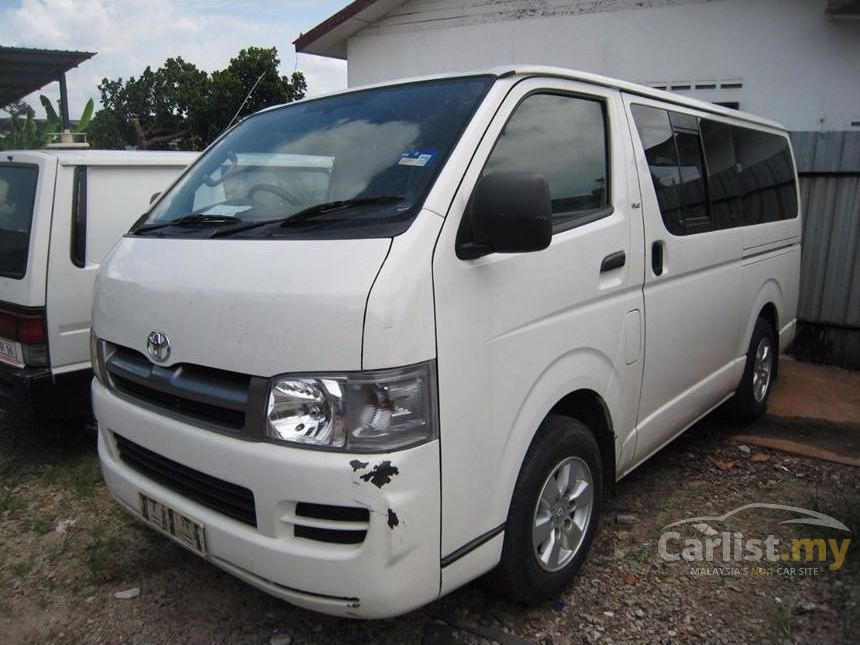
0 488 25 514
0 457 16 481
772 603 795 640
45 538 68 563
29 513 54 535
10 560 31 577
43 455 103 499
84 525 124 583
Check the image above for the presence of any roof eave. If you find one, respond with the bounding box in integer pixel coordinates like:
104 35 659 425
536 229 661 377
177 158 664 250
294 0 406 59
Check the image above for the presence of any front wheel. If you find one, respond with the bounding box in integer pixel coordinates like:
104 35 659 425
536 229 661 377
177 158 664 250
490 415 603 604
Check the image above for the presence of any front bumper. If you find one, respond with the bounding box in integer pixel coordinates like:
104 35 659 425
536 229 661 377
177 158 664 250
93 380 442 618
0 362 92 419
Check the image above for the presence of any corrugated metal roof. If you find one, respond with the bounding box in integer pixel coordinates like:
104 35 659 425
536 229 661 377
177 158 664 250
0 46 95 108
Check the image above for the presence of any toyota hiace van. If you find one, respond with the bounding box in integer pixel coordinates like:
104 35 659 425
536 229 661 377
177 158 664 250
91 68 800 618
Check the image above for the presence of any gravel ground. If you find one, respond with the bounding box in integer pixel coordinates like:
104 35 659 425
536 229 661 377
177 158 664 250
0 410 857 645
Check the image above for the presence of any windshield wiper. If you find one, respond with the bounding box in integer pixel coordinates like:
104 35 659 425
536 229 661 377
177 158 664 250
133 214 243 235
282 195 405 225
208 195 404 238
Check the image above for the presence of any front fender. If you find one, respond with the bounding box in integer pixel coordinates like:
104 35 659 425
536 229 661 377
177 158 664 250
494 347 622 531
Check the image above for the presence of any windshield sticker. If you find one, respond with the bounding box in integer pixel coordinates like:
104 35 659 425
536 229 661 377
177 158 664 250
201 204 253 217
398 150 435 167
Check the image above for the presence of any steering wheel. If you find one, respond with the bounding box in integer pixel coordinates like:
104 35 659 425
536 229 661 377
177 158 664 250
248 183 303 207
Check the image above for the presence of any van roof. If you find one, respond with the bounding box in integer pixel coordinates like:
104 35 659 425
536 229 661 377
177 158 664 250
2 149 198 167
501 66 785 130
259 65 786 132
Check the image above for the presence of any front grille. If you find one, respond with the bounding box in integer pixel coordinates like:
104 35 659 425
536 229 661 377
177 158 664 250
106 345 251 431
115 433 257 527
111 374 245 428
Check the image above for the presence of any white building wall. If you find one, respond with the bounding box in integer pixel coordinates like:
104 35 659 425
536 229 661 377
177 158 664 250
345 0 860 131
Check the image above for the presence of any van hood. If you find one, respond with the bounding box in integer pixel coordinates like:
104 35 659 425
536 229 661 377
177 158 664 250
93 236 391 376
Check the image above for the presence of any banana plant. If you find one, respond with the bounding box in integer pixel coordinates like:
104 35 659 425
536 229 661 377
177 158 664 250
40 95 94 139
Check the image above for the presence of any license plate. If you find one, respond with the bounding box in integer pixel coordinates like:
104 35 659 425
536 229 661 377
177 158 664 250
0 337 23 367
140 494 206 555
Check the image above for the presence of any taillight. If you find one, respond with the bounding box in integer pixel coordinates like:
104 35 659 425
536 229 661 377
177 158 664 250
0 312 16 339
18 315 47 345
0 307 49 366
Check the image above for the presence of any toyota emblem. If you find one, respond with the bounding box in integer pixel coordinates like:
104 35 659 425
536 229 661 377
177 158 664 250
146 330 171 363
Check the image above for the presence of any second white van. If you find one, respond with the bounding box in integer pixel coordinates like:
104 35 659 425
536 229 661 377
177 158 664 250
91 68 800 618
0 150 195 420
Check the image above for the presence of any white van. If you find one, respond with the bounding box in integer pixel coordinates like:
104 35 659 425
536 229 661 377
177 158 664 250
0 150 195 420
90 68 800 618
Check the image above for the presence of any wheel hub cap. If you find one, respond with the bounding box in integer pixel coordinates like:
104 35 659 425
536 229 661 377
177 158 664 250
532 456 594 572
752 337 773 403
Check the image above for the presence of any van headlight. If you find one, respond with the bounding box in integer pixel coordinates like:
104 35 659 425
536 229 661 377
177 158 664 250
265 361 438 451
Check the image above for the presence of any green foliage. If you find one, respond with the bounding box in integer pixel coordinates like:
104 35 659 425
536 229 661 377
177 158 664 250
0 103 43 150
89 46 307 151
43 455 103 500
1 95 96 150
0 488 25 513
39 95 95 142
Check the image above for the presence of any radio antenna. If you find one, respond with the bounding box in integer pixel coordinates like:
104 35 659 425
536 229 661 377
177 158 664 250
226 71 266 130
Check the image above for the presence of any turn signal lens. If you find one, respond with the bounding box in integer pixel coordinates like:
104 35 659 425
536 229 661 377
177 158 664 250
90 331 107 384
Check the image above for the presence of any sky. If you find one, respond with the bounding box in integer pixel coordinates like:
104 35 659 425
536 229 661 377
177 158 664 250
0 0 351 118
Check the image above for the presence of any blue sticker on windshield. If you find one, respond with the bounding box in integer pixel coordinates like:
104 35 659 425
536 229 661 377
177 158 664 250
398 150 436 167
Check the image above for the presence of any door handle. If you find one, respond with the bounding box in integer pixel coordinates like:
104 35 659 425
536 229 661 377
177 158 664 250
652 241 664 276
600 250 626 273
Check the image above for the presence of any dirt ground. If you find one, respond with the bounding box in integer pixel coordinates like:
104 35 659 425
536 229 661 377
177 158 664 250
0 410 857 645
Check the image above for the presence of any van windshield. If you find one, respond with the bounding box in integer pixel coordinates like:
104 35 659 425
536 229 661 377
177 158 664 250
135 76 494 239
0 164 39 279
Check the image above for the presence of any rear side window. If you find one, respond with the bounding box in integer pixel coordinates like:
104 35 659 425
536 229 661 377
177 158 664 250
670 112 711 233
483 93 610 231
0 164 39 279
700 119 741 229
632 105 798 235
732 127 797 223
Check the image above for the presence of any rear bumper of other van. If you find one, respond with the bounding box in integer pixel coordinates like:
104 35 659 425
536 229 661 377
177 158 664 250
0 363 92 419
93 380 442 618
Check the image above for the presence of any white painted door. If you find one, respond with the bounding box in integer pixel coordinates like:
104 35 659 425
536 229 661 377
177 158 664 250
433 78 644 560
624 96 742 466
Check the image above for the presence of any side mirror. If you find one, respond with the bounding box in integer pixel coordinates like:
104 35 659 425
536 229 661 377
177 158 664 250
149 192 161 205
457 172 552 260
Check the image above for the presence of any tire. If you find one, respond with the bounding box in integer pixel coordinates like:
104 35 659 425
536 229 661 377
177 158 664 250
727 316 777 422
490 414 603 605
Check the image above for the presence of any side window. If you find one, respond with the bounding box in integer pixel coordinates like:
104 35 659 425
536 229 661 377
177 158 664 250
632 105 713 235
670 112 711 233
483 93 610 231
630 105 684 234
70 166 87 268
700 119 741 229
732 127 797 224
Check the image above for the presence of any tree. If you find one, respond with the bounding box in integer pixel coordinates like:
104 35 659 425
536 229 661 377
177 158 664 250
202 47 307 143
88 47 306 151
91 56 210 150
0 103 42 151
